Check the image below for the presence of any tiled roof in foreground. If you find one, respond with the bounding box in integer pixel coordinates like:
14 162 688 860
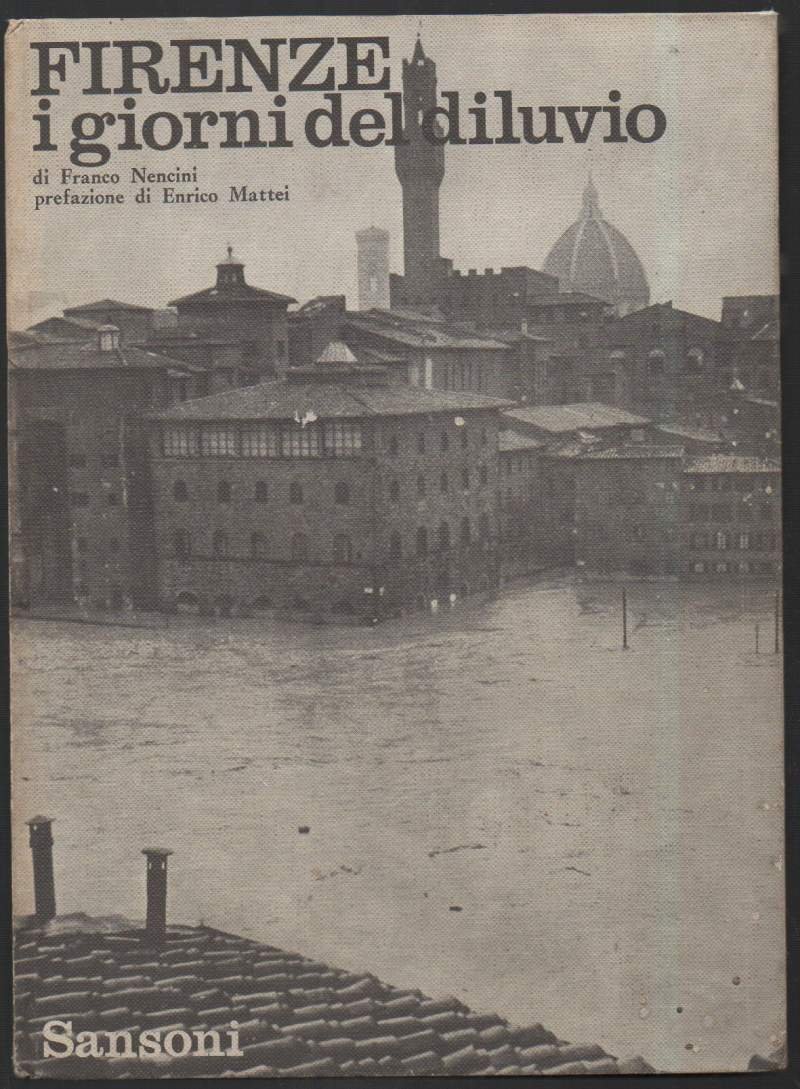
14 916 653 1078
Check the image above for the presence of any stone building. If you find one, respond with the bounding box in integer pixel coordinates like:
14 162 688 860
148 342 510 618
356 226 390 310
681 455 781 578
9 326 203 608
167 247 296 379
543 176 650 317
574 444 684 575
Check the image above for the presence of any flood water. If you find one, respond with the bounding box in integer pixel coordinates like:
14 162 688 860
11 576 785 1072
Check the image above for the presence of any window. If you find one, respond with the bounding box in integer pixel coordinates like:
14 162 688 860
417 432 426 454
289 481 304 505
440 472 449 494
389 531 402 559
648 350 666 375
460 427 469 449
291 532 308 562
201 425 237 457
389 479 400 501
416 526 428 556
481 428 488 447
251 531 267 559
715 561 729 574
417 474 426 497
213 531 229 557
324 422 362 456
480 465 488 486
387 434 399 457
217 480 232 503
174 530 191 559
334 482 350 505
739 532 750 551
173 480 188 501
241 424 279 458
108 538 120 554
107 492 119 506
77 537 88 553
693 561 705 574
438 521 451 551
460 516 471 546
255 480 268 502
440 431 450 452
71 492 90 507
282 423 321 459
163 425 199 457
478 512 490 541
333 534 353 563
686 347 704 372
716 531 729 551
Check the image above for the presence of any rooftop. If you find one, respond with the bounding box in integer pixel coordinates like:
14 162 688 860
347 313 509 351
683 455 781 475
581 444 685 461
655 422 724 445
9 338 202 374
151 378 512 422
63 298 155 314
498 429 545 453
503 402 650 434
14 915 652 1078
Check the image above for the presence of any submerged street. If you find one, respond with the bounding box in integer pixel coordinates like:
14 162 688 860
11 577 784 1073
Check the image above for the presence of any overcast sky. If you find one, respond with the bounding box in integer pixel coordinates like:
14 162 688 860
7 13 778 326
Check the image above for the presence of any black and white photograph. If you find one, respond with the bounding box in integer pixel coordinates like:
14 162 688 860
6 12 785 1078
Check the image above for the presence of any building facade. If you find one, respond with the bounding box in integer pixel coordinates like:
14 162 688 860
681 455 781 578
149 346 510 618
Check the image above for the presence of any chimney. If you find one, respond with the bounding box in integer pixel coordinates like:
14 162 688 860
142 846 173 944
26 816 56 922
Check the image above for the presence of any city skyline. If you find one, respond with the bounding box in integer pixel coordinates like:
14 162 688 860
8 13 777 327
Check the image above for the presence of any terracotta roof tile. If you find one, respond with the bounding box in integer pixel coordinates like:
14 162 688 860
13 919 645 1076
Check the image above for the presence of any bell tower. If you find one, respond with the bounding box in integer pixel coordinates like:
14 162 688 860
394 35 445 305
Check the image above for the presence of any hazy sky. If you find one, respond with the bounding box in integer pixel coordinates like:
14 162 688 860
7 13 778 326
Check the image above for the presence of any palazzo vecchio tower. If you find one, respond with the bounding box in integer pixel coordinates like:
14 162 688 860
393 35 445 306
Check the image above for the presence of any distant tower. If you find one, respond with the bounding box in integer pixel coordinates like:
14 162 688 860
356 226 390 310
394 35 445 304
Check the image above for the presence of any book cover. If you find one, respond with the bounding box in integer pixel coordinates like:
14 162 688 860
6 12 784 1077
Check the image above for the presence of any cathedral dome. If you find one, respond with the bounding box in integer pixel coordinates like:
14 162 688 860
543 177 650 316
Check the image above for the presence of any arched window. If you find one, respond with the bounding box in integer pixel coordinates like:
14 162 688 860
213 530 228 557
333 534 353 563
440 471 449 494
389 478 400 501
173 480 188 501
217 480 232 503
416 526 428 556
251 531 267 558
440 431 450 452
254 480 268 502
438 521 451 551
291 532 308 562
334 481 350 505
174 530 191 559
389 531 402 559
417 474 426 497
460 516 471 546
289 481 303 505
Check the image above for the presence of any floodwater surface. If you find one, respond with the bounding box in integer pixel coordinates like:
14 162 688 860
11 577 785 1072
